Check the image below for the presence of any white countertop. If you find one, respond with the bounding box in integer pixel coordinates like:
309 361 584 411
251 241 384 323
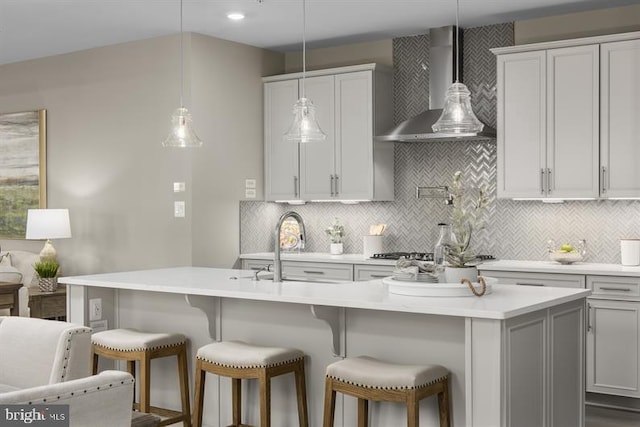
60 267 589 320
239 252 397 266
480 259 640 277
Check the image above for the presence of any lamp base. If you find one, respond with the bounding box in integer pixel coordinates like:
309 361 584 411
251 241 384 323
39 240 58 262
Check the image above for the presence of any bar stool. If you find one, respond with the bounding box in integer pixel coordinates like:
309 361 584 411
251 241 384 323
91 328 191 427
322 356 450 427
193 340 308 427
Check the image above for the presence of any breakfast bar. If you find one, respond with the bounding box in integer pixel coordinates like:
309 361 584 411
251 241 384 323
61 267 590 427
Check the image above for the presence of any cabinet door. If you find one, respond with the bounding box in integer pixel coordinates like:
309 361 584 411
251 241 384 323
601 39 640 198
281 261 353 281
546 45 599 198
299 75 335 200
496 51 547 198
264 80 300 200
587 299 640 397
335 71 374 200
479 270 585 288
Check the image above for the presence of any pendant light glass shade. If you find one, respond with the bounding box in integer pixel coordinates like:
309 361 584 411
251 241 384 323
162 0 202 148
283 98 327 143
284 0 326 143
432 0 483 136
162 107 203 147
432 82 484 135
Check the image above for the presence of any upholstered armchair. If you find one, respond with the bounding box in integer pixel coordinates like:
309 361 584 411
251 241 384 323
0 250 41 317
0 317 136 427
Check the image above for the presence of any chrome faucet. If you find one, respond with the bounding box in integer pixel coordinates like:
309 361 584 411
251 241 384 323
274 211 306 283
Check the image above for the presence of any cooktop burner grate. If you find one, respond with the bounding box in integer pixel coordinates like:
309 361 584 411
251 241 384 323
371 252 495 261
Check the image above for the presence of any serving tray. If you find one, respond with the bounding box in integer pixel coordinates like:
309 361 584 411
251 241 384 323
383 276 497 297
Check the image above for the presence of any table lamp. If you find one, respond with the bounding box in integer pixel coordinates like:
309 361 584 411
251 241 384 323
25 209 72 262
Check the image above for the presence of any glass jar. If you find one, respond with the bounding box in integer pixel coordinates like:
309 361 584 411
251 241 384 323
434 223 452 270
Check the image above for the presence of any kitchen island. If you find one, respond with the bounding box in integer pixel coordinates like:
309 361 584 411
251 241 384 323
61 267 590 427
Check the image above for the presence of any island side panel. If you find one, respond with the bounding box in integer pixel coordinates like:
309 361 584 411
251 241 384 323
346 308 467 427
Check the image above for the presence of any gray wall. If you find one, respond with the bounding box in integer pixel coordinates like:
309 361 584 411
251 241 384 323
240 23 640 265
0 33 284 273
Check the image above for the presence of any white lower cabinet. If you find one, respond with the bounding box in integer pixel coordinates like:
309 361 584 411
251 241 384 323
281 261 353 281
354 264 395 281
587 276 640 397
478 270 585 288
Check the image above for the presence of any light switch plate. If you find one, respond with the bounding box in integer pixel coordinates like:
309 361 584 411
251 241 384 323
174 201 185 218
89 298 102 321
245 179 256 189
173 182 186 192
245 188 256 198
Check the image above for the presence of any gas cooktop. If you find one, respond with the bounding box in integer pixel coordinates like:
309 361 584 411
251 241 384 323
371 252 495 261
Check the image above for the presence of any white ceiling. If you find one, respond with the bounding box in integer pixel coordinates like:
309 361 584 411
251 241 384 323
0 0 636 65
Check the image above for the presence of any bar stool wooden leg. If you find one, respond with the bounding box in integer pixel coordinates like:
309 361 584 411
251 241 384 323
140 352 151 413
407 389 418 427
438 379 451 427
323 377 336 427
232 378 242 426
91 349 99 375
177 345 192 427
294 360 309 427
192 360 206 427
357 398 368 427
259 370 271 427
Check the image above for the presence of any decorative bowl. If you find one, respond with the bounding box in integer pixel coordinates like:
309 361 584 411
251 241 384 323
547 239 586 264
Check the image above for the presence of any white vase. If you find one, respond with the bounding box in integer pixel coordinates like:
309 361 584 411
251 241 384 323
444 266 478 284
330 243 344 255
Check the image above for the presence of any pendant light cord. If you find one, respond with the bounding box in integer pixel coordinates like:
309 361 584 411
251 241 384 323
302 0 307 98
180 0 184 108
455 0 459 83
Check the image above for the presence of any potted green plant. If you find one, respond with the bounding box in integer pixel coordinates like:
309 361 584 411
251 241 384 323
325 217 345 255
34 259 60 293
444 171 489 283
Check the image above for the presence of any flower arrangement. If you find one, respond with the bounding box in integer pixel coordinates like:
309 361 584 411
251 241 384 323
325 217 345 244
446 171 489 268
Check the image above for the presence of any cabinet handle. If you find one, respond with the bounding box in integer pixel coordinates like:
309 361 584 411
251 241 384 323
599 287 631 292
330 175 335 197
587 303 592 332
303 270 325 275
335 175 339 196
601 166 607 194
517 282 544 287
541 169 545 195
546 168 552 195
369 274 389 278
294 176 299 198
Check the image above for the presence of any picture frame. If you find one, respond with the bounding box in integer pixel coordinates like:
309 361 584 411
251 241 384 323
0 109 47 238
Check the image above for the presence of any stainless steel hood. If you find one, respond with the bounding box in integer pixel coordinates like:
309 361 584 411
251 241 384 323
378 27 496 142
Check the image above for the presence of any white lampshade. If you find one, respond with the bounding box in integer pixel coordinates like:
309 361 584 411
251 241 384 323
25 209 72 240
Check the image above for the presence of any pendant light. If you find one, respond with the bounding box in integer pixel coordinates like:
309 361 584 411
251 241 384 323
162 0 203 148
432 0 484 136
283 0 326 143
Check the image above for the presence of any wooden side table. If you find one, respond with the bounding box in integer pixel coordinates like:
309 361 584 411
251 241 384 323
0 282 23 316
28 285 67 320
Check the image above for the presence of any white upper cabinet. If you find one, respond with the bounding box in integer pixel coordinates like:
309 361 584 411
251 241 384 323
546 45 599 199
263 64 393 202
495 45 599 199
600 39 640 198
264 79 300 200
493 31 640 200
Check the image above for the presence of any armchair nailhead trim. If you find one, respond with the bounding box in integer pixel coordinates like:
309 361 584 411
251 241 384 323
93 340 186 353
196 355 304 369
20 378 135 405
57 328 92 382
326 373 449 391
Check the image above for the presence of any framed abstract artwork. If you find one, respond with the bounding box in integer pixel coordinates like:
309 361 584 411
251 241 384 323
0 110 47 238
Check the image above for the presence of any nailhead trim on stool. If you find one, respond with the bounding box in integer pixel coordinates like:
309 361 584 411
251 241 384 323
91 329 191 427
322 356 451 427
193 340 309 427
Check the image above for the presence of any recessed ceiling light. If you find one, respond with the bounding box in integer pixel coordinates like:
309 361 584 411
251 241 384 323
227 12 245 21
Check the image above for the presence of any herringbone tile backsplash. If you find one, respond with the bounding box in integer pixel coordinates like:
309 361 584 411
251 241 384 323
240 23 639 265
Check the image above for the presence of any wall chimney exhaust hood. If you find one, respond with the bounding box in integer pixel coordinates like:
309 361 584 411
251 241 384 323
378 27 496 142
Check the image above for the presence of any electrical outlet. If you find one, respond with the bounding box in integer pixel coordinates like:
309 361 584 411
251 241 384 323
245 179 256 189
174 201 185 218
173 182 186 192
90 319 108 333
89 298 102 321
245 188 256 198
